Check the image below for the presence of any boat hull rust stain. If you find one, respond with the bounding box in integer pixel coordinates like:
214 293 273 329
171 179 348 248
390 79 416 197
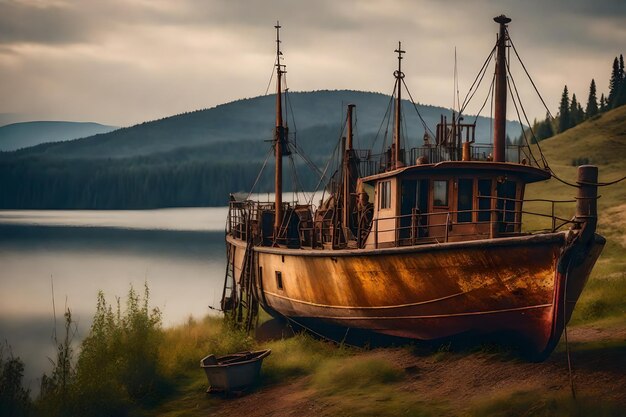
227 232 605 355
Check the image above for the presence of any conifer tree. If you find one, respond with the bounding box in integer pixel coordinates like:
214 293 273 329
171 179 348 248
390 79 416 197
558 85 570 132
616 54 626 108
608 56 620 108
599 93 607 112
585 79 598 117
534 113 554 142
569 93 581 127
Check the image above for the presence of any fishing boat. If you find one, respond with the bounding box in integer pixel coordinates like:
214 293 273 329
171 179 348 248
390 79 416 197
222 15 605 359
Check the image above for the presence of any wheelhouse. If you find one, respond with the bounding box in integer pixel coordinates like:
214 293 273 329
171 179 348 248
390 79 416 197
360 161 550 248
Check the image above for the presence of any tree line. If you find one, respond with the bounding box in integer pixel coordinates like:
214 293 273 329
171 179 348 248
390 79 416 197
0 157 319 209
521 54 625 143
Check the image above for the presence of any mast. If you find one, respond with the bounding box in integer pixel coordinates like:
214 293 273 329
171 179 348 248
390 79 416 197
493 14 511 163
274 22 286 236
393 42 405 169
342 104 355 238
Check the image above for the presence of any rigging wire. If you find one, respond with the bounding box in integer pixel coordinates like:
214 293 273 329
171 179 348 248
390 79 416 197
505 58 548 168
506 30 555 120
371 82 397 151
264 57 277 96
505 35 626 187
246 146 275 200
506 75 542 167
460 43 497 114
471 72 496 126
401 78 437 140
307 116 347 206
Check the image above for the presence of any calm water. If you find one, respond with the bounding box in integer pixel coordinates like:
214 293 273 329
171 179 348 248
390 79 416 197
0 208 230 392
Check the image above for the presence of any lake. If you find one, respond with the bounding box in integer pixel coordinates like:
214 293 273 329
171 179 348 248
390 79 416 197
0 208 231 393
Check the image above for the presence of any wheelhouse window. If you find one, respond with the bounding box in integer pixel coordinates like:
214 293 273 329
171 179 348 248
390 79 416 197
457 179 473 223
379 180 391 209
433 180 448 207
477 179 492 222
497 180 518 230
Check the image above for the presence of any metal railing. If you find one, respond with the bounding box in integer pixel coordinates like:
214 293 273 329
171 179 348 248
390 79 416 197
351 144 537 177
227 196 579 250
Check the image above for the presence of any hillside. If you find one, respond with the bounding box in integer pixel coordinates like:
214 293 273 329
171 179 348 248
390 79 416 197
7 90 522 160
525 105 626 324
0 121 117 151
0 89 525 209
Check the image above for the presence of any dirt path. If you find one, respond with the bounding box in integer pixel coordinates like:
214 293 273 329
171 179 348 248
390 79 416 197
208 324 626 416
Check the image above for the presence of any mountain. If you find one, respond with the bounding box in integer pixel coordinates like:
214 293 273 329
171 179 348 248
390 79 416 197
0 89 527 209
9 90 522 160
0 121 117 152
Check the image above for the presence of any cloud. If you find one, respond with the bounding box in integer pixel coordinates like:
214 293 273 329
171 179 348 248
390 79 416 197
0 0 624 125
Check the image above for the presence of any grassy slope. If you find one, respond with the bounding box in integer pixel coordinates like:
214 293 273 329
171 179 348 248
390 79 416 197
524 105 626 324
154 107 626 417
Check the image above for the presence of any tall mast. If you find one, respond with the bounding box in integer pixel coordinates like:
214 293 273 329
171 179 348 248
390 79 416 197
393 42 405 169
274 21 285 236
493 15 510 163
342 104 355 237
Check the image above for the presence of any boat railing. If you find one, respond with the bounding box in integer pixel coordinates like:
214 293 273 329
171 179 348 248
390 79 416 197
408 144 530 165
228 196 579 249
353 144 539 175
363 196 579 249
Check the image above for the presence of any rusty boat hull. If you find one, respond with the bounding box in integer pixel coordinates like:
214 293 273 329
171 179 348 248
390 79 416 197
227 231 605 357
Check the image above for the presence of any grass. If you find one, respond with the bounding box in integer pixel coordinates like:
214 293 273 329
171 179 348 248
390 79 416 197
468 391 625 417
523 106 626 326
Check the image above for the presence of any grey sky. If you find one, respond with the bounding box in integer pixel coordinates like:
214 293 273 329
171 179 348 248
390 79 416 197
0 0 624 126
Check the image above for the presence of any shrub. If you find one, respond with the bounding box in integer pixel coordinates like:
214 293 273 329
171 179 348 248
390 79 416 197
0 344 32 417
571 157 590 166
37 284 169 417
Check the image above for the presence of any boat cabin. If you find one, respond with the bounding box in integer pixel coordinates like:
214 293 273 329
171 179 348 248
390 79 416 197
360 161 550 248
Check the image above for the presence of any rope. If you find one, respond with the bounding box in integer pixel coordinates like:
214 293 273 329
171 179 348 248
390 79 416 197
563 254 576 399
472 72 496 126
506 73 542 168
370 81 397 152
264 58 276 96
401 78 437 139
246 146 274 200
550 171 626 188
505 58 548 168
507 30 555 120
283 315 362 350
461 44 497 115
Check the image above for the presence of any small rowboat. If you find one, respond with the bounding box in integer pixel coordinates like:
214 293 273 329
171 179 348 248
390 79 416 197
200 349 271 392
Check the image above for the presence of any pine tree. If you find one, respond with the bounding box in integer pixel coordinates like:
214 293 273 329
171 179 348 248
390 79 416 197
585 79 598 118
616 54 626 108
558 85 570 133
608 56 620 108
569 93 581 127
577 102 584 124
600 93 607 112
534 113 554 141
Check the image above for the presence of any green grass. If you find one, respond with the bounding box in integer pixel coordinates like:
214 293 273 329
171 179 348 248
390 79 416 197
523 106 626 325
468 391 625 417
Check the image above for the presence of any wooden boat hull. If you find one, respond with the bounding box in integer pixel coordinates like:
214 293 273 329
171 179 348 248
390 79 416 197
227 231 604 358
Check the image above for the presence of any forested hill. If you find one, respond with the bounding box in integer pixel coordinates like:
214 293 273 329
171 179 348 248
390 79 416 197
0 90 523 209
8 90 521 160
0 121 116 152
